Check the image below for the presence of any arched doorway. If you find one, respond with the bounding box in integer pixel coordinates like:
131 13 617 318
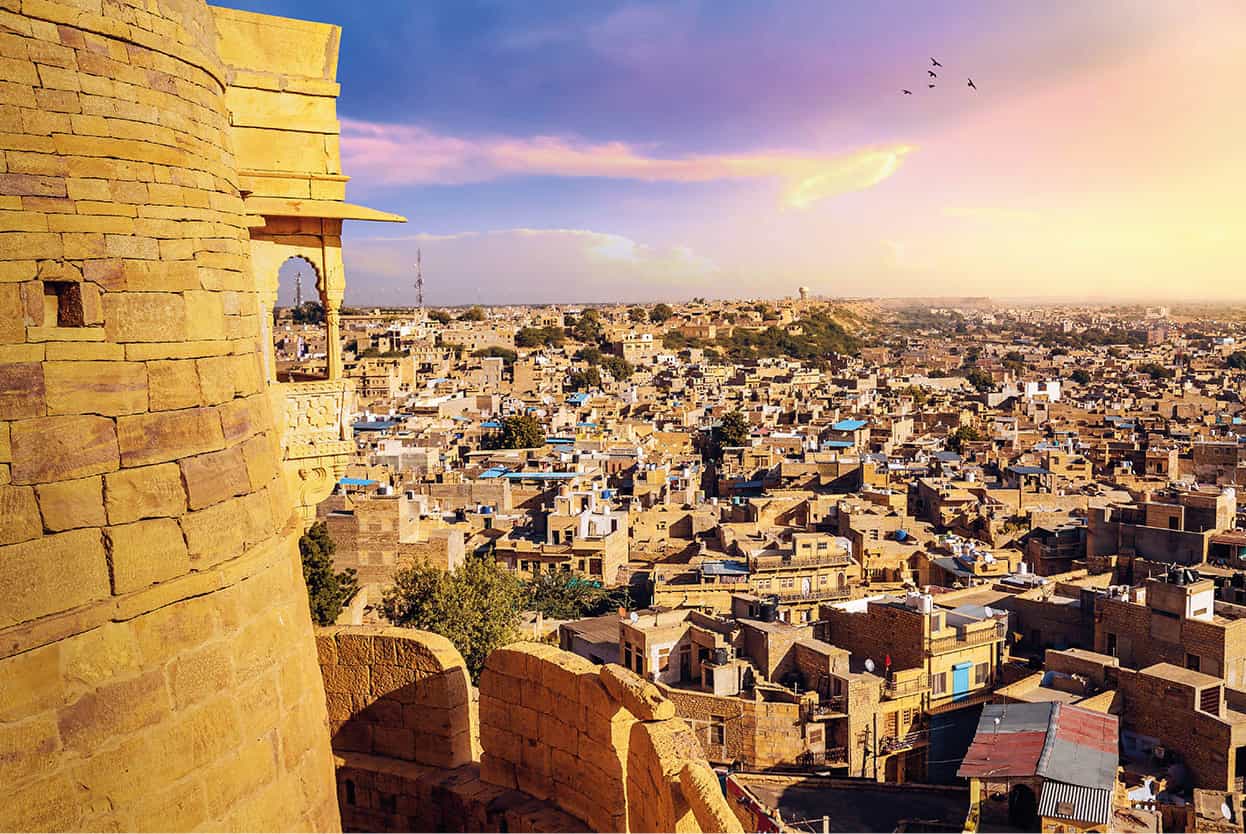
272 256 326 381
1008 783 1038 828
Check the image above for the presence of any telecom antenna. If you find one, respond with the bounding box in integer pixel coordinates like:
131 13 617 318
414 248 424 309
294 270 303 308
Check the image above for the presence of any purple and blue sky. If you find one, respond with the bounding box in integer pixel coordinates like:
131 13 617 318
231 1 1246 306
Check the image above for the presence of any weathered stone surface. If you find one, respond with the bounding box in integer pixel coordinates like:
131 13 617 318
10 414 119 484
146 358 202 411
179 444 251 509
43 360 147 416
599 663 677 721
0 483 41 545
0 361 44 419
104 517 190 594
34 475 106 531
102 291 188 342
103 461 187 524
0 527 109 629
116 406 224 467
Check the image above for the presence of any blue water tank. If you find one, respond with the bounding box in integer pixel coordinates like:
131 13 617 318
895 529 909 542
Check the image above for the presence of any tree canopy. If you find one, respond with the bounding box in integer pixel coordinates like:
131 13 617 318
458 305 486 322
494 413 546 449
299 521 358 626
649 303 673 324
515 325 566 348
525 572 633 620
1227 351 1246 370
628 306 648 323
382 557 526 682
947 424 982 454
964 367 994 393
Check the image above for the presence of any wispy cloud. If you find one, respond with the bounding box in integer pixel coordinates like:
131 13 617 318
340 118 913 208
340 227 720 305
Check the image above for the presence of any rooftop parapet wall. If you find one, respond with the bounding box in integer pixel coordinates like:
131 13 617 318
318 628 742 833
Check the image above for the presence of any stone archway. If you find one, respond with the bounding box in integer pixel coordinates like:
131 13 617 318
272 254 326 382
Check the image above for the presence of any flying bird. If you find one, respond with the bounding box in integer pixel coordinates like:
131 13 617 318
967 78 977 90
931 58 942 67
928 83 936 88
901 89 912 95
928 70 937 78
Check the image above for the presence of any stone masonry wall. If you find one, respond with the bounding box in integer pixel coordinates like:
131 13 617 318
0 0 338 829
318 628 743 833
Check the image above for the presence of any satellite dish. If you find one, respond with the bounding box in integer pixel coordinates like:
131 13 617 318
629 611 639 624
1222 803 1233 822
864 658 875 673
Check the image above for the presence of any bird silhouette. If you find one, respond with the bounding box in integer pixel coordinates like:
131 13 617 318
902 89 912 95
967 78 977 90
931 58 942 67
928 70 937 78
928 83 936 88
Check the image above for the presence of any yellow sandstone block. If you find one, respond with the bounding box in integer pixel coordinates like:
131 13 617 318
34 475 106 531
146 358 202 411
43 359 147 416
105 517 190 594
103 461 186 525
116 406 224 467
0 526 109 629
9 414 118 484
0 483 40 545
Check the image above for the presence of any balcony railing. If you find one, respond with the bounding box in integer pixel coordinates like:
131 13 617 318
797 746 849 767
751 552 853 570
879 731 924 754
882 676 930 699
772 587 853 604
928 622 1007 655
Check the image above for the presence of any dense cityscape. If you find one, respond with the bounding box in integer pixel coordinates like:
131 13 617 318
3 1 1245 833
286 293 1246 831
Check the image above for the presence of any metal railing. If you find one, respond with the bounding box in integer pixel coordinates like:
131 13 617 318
772 587 853 604
928 622 1006 655
751 552 853 570
878 731 924 754
882 676 930 699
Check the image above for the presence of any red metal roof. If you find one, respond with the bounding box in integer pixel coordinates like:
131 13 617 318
1052 706 1117 755
958 730 1047 778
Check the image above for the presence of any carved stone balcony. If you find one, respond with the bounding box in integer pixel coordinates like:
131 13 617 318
274 377 356 525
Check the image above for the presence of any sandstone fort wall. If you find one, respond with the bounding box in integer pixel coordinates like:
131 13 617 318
0 0 338 828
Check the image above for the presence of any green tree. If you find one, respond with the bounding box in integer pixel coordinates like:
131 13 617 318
719 409 750 448
1136 361 1174 380
1227 351 1246 370
567 367 602 391
382 557 526 682
964 367 994 393
628 306 648 323
496 413 546 449
458 305 486 322
601 355 633 381
947 424 982 454
287 300 324 325
472 346 517 365
571 309 605 342
1069 369 1092 385
526 573 631 620
299 521 358 626
515 326 566 348
649 303 673 324
428 309 453 324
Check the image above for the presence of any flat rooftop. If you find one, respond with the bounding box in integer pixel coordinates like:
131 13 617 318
733 774 969 833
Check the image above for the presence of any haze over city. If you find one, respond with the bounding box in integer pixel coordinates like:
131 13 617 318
223 0 1246 306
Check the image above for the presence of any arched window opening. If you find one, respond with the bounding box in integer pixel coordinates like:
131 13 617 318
273 256 327 381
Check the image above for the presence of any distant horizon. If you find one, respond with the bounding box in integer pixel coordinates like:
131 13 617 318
275 293 1246 310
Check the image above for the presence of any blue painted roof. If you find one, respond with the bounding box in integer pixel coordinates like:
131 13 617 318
503 472 578 481
831 419 868 431
822 440 854 449
338 477 377 486
547 436 575 444
568 393 589 404
480 421 501 428
353 420 396 431
1010 465 1051 476
479 467 509 479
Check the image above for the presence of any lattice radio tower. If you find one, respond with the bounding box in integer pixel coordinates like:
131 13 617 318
414 248 424 309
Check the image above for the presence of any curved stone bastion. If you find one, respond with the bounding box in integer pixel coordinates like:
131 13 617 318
316 626 744 833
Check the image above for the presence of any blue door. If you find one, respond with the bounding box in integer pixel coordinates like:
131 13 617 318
952 662 972 700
